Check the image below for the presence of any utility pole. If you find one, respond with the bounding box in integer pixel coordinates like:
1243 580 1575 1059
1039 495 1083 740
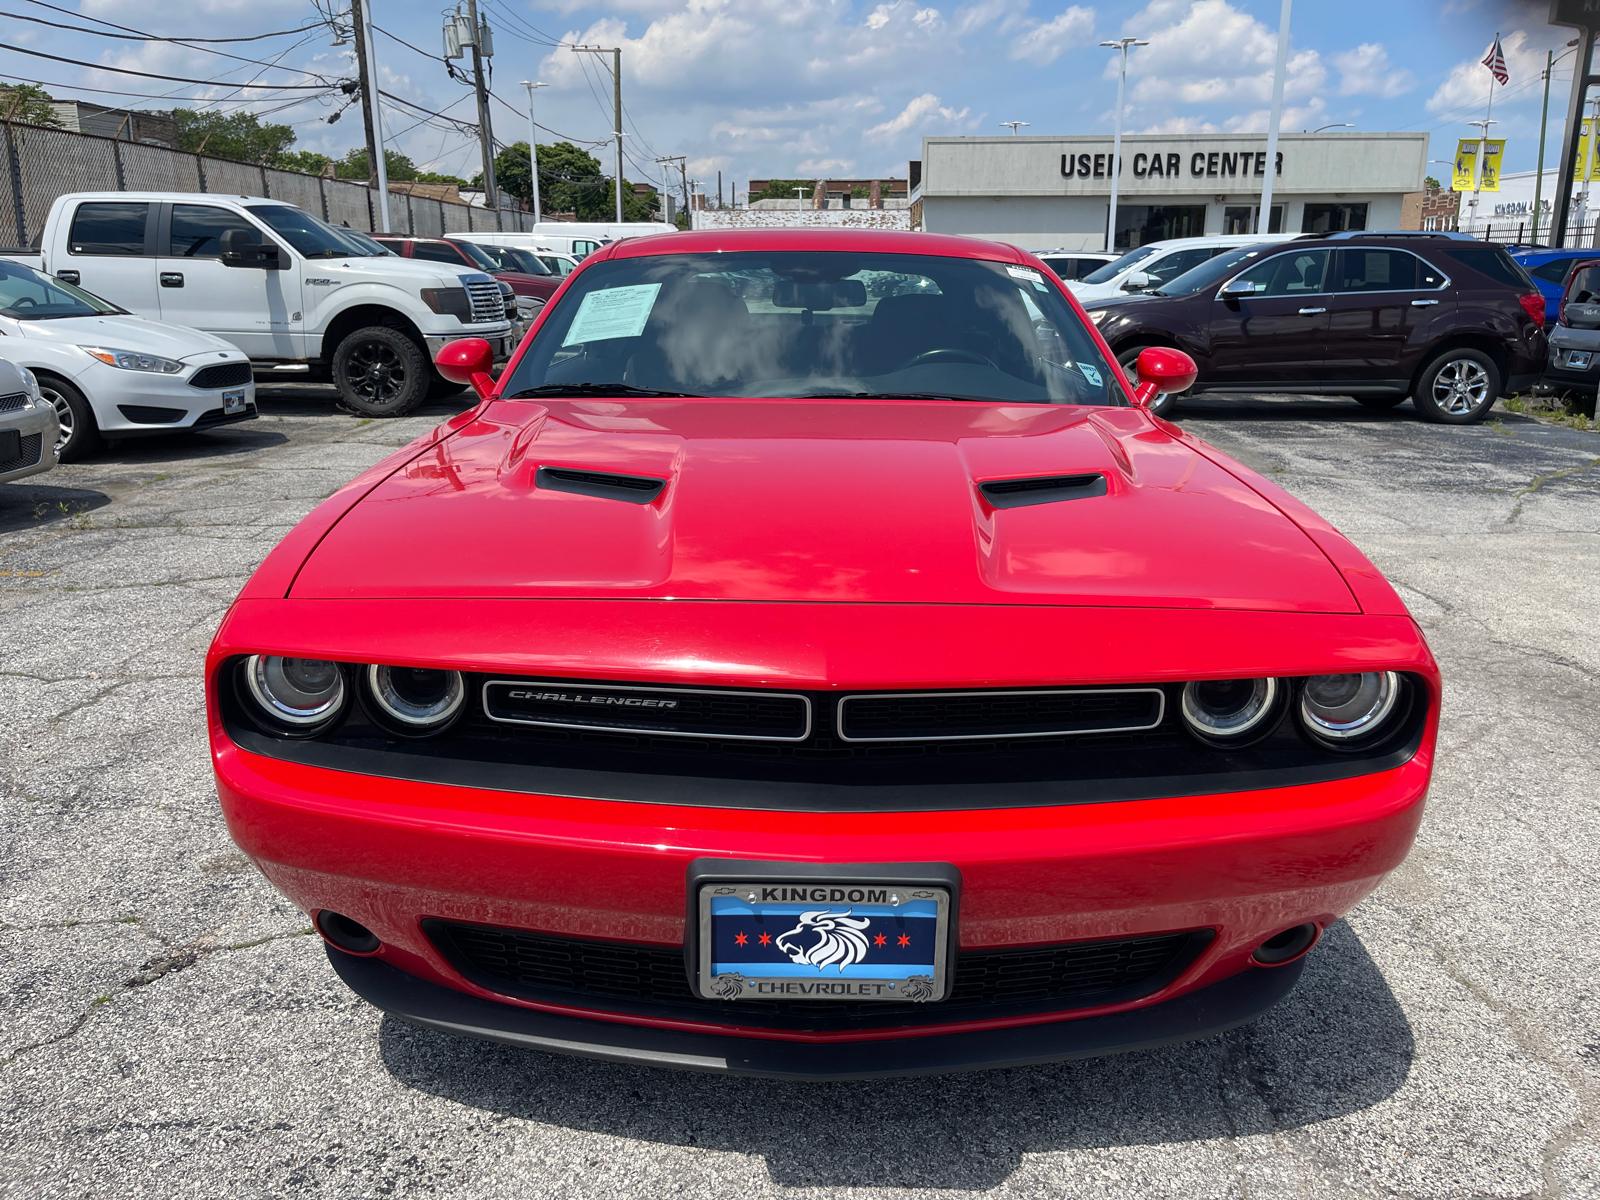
656 155 686 224
521 80 547 225
1534 50 1553 246
1257 0 1291 235
347 0 380 193
1099 37 1147 253
572 46 623 222
359 0 390 231
464 0 498 214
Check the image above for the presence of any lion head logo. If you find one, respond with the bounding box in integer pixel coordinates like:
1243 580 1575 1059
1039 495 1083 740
775 909 873 972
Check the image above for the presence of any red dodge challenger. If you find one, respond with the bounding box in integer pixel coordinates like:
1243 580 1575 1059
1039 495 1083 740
207 228 1437 1078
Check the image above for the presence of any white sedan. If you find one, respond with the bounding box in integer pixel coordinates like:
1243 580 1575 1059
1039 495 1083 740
0 260 256 460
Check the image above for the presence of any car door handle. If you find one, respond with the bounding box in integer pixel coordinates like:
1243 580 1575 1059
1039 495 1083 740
1298 307 1326 315
160 272 184 288
1410 299 1439 307
55 270 79 285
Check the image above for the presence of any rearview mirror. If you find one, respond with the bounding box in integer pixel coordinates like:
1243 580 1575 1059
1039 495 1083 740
220 229 280 269
770 279 868 310
1219 277 1256 298
435 338 497 400
1129 346 1198 409
1121 270 1153 291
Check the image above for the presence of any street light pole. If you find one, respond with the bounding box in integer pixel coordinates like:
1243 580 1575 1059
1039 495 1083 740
999 121 1030 135
1099 37 1147 254
1467 117 1497 236
1258 0 1291 235
520 81 547 226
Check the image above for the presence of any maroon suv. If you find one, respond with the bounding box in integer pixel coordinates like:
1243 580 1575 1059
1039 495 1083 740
372 236 558 315
1083 232 1547 423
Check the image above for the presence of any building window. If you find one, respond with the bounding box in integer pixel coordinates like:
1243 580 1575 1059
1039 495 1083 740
1301 203 1368 234
1223 205 1283 235
1110 205 1207 250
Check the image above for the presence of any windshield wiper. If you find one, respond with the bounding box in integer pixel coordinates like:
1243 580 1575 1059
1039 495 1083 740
840 390 998 403
509 383 704 398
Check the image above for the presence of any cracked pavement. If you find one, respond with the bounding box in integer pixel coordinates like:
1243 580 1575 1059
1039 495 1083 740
0 387 1596 1199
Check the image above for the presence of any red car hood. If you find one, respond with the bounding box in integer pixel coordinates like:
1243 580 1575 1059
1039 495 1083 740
291 399 1357 612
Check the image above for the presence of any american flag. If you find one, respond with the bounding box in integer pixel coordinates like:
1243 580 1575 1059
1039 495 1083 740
1483 35 1508 86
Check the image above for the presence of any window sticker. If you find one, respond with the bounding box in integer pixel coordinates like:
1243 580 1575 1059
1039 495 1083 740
562 282 662 345
1007 264 1050 292
1079 363 1103 387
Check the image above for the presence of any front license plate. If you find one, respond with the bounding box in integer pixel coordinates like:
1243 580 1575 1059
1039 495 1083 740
221 389 247 414
694 872 954 1003
1568 351 1592 369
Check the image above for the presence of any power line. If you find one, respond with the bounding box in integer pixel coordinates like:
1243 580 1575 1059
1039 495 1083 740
20 0 324 43
478 0 566 49
0 43 341 90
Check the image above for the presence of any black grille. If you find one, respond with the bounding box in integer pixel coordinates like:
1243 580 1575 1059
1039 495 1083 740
485 680 810 740
839 688 1161 742
188 362 253 390
0 433 43 474
0 392 28 414
425 920 1208 1032
117 404 185 424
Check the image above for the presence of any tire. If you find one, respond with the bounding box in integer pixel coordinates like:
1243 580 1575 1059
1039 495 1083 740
1412 349 1501 424
36 373 101 461
331 326 429 417
1354 394 1406 410
1116 344 1185 418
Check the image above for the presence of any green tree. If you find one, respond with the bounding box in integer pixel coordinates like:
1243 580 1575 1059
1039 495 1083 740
275 150 332 176
0 84 61 127
747 179 816 205
1424 175 1441 189
174 108 297 162
416 171 468 187
335 147 418 182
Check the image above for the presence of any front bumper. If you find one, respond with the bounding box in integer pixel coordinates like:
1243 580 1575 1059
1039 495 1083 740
0 399 60 483
83 355 259 437
329 942 1306 1078
425 325 515 363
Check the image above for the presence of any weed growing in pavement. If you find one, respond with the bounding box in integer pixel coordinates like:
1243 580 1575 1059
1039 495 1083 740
1502 392 1596 430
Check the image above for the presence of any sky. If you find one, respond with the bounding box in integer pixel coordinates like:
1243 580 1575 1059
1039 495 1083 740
0 0 1586 199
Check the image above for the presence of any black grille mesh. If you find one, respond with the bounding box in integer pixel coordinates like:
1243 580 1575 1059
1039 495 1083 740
0 433 43 474
188 362 253 390
840 689 1160 741
0 392 28 414
426 921 1201 1030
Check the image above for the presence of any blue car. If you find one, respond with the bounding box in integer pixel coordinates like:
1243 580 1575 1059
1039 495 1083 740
1509 248 1597 323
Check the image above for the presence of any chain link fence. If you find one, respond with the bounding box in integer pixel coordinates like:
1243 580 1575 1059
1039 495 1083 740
1 120 534 249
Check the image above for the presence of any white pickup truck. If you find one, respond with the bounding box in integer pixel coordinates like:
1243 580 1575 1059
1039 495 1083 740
4 192 514 416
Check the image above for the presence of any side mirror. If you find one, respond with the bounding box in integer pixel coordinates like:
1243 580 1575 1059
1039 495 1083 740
435 338 497 400
1129 346 1198 409
1121 270 1153 292
1219 277 1256 298
220 229 280 269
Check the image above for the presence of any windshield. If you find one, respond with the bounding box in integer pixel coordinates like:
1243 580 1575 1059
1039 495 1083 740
1082 245 1159 285
471 243 551 275
501 251 1123 406
245 204 383 259
344 230 392 256
443 239 502 272
0 259 123 320
1153 246 1272 296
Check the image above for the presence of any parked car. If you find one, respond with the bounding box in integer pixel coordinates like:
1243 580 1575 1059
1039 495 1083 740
371 235 557 326
209 228 1438 1079
459 241 556 280
0 357 60 484
1510 246 1596 324
1541 256 1600 394
1067 233 1302 303
452 230 617 261
1084 232 1547 422
1 193 512 417
530 251 579 277
0 258 255 459
1033 250 1119 281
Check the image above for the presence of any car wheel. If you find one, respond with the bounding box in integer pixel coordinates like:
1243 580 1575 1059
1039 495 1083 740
1116 344 1185 418
36 374 101 461
1413 350 1501 424
332 326 428 417
1354 394 1406 409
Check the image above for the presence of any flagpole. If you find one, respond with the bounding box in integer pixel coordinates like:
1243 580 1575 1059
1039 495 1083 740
1470 33 1498 238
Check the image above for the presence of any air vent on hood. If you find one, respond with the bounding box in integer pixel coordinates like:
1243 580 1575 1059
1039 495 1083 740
979 473 1107 509
535 466 667 504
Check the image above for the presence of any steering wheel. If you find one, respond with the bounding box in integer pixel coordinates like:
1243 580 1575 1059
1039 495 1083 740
896 347 997 372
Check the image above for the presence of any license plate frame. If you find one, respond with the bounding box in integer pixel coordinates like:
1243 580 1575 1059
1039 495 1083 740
687 859 960 1004
221 389 247 415
1568 351 1592 369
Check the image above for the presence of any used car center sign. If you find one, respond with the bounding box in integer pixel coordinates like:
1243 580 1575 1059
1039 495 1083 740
1063 149 1283 180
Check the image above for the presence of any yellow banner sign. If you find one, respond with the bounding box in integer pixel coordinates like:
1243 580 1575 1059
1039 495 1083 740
1454 140 1477 191
1454 138 1508 190
1479 140 1504 192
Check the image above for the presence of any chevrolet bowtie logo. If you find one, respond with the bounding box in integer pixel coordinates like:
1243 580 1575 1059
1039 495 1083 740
507 690 679 709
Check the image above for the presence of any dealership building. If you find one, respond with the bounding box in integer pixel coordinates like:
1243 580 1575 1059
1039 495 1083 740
913 132 1429 250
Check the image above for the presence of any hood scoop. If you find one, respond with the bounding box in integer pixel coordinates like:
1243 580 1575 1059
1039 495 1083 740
980 473 1107 509
535 466 666 504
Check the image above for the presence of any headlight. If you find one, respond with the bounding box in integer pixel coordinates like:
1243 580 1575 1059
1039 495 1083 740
365 664 465 733
420 287 473 321
244 655 347 729
1299 672 1400 745
1180 678 1281 745
83 346 185 374
19 367 41 408
515 296 544 318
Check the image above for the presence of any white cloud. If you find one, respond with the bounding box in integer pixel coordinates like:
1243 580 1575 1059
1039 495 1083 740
1120 0 1325 114
952 0 1028 34
1008 6 1096 66
862 92 971 141
1426 28 1552 113
1333 43 1416 98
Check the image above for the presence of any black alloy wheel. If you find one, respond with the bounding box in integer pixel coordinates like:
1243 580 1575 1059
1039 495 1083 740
36 373 101 461
1116 344 1186 418
1412 349 1501 425
332 326 428 417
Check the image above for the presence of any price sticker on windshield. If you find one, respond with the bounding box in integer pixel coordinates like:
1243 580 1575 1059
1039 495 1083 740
562 283 663 346
1007 265 1049 291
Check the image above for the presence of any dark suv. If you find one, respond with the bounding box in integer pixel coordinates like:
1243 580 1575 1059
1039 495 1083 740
1083 232 1547 422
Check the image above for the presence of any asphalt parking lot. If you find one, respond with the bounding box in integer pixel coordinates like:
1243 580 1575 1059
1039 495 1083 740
0 386 1596 1200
